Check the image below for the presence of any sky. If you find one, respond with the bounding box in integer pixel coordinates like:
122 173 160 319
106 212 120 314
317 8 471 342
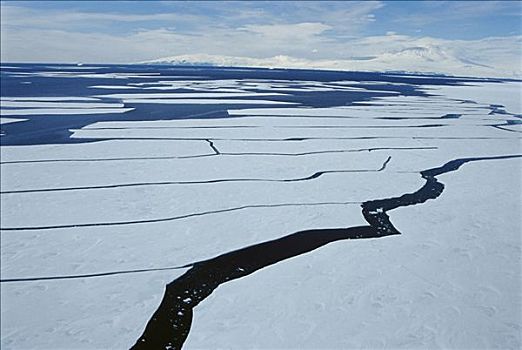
1 1 521 76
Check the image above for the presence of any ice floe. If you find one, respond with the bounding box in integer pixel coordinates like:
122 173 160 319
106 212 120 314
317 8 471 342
1 66 520 349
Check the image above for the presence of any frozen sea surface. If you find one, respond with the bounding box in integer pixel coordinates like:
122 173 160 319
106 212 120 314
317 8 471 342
1 64 521 349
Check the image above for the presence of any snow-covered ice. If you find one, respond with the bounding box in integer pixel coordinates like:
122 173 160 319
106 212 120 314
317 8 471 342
1 65 521 349
0 107 135 116
0 118 27 125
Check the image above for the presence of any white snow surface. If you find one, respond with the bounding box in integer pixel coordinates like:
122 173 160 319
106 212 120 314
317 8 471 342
0 97 132 116
424 82 522 115
1 79 521 349
108 99 295 105
1 101 124 108
94 92 288 99
0 118 27 125
1 97 102 102
123 78 402 94
0 108 134 116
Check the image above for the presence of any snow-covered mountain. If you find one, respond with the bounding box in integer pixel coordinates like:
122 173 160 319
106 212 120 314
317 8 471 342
142 45 520 78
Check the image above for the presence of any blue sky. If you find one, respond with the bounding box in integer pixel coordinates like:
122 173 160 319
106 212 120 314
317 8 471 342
4 1 520 39
1 0 521 76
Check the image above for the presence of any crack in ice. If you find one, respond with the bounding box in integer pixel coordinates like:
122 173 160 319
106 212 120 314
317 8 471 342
130 154 522 350
0 201 363 231
0 147 435 165
0 156 391 195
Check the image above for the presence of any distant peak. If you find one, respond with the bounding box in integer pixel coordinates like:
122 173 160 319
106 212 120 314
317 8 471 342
139 51 520 79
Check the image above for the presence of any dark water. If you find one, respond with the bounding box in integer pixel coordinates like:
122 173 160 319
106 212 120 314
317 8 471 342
440 113 462 119
0 63 500 146
130 154 521 350
490 119 522 133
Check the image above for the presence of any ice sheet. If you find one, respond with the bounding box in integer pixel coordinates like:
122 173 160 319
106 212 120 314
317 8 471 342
1 70 521 350
1 107 134 116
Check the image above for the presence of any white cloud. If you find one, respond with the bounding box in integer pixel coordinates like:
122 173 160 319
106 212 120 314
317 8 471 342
395 1 520 27
239 23 332 40
1 3 374 62
1 2 520 77
0 4 200 28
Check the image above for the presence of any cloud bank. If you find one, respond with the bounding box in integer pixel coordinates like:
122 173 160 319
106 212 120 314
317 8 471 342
1 2 521 78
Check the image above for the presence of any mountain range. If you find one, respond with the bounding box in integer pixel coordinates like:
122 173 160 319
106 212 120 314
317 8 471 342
142 45 520 78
